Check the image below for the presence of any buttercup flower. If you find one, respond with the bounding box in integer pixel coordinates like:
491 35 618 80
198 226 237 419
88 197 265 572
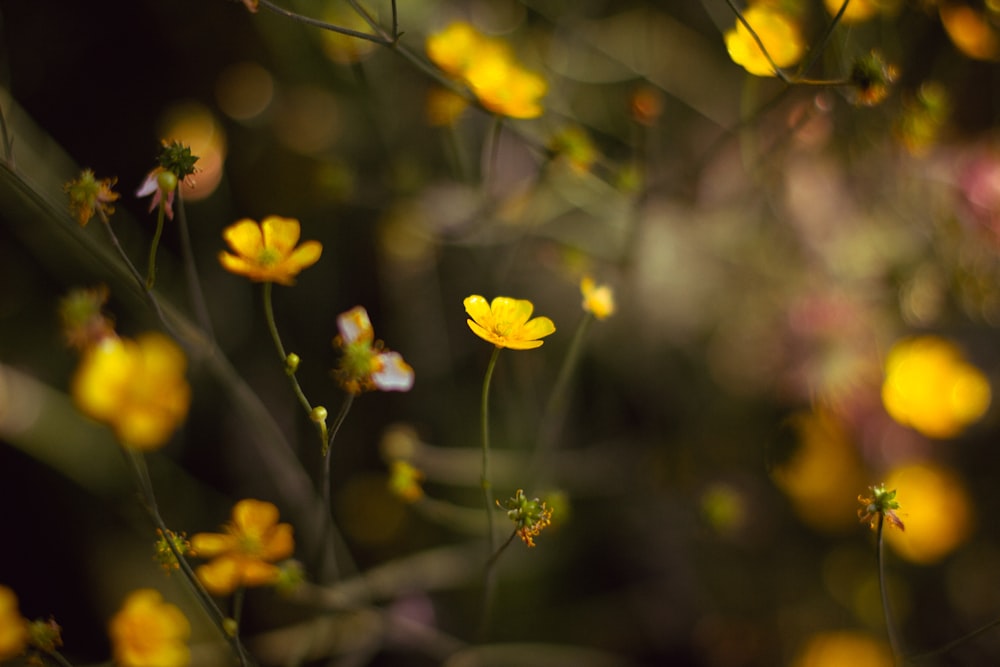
724 5 805 77
0 585 28 662
857 484 905 532
501 489 554 547
580 276 615 320
218 216 323 285
191 499 295 596
464 295 555 350
64 169 120 226
72 333 191 450
881 336 991 439
333 306 415 394
109 589 190 667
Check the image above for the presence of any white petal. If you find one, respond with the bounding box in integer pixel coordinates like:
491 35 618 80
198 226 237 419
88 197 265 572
337 306 373 344
372 352 414 392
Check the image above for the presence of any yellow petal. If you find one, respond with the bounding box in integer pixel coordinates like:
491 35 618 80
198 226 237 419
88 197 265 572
283 240 323 273
261 216 302 255
233 499 280 534
500 337 545 350
261 522 295 561
222 219 265 258
464 295 493 328
196 558 241 596
190 532 238 557
520 316 556 341
467 318 502 346
490 296 534 328
237 560 281 588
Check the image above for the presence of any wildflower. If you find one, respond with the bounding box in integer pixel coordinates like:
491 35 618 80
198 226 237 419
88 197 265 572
550 126 598 174
0 586 28 662
72 333 191 450
857 484 905 531
580 276 615 320
940 4 1000 62
218 216 323 285
64 169 120 226
501 489 553 547
724 5 805 77
848 51 898 107
154 529 193 574
27 618 63 654
881 336 990 439
136 167 179 220
190 499 295 596
333 306 414 394
157 140 200 182
464 295 555 350
109 589 190 667
58 285 115 350
388 460 424 503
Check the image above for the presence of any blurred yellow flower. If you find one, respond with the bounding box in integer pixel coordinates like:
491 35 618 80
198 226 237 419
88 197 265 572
333 306 415 394
724 5 805 77
580 276 615 320
64 169 120 226
464 295 556 350
426 21 547 119
191 499 295 596
388 460 425 503
791 630 893 667
72 333 191 450
940 4 1000 61
218 216 323 285
109 589 190 667
824 0 879 23
883 463 973 564
425 86 469 126
0 586 27 662
881 336 990 439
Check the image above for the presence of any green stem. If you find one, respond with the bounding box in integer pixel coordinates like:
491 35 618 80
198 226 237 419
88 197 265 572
318 392 354 582
479 528 518 639
122 449 253 667
798 0 851 79
723 0 791 83
174 194 215 343
145 201 166 289
37 649 75 667
262 282 328 444
876 514 903 665
480 347 502 554
484 115 504 188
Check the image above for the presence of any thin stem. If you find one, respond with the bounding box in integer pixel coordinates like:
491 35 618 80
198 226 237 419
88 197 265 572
798 0 851 79
484 115 505 189
723 0 791 83
345 0 391 43
876 514 903 665
907 616 1000 663
0 102 12 165
319 392 354 583
390 0 398 41
145 201 166 289
480 346 502 554
122 449 253 667
257 0 389 45
479 528 518 639
174 194 215 343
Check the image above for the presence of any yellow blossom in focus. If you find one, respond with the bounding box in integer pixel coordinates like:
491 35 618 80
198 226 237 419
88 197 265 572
724 5 805 77
940 4 1000 61
881 336 990 439
883 463 973 564
191 499 295 596
791 630 893 667
388 460 425 503
580 276 615 320
72 333 191 450
108 589 190 667
464 295 556 350
218 216 323 285
0 586 27 662
64 169 120 226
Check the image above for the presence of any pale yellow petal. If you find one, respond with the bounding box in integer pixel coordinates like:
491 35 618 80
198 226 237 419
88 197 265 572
463 295 493 329
222 219 265 258
490 296 534 328
261 216 302 255
190 532 238 557
196 557 241 596
467 318 502 346
233 499 280 534
261 523 295 561
520 316 556 341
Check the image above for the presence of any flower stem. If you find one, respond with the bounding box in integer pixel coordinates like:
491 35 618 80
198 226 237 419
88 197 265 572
145 201 166 289
174 194 215 343
876 514 903 664
122 449 254 667
479 528 518 639
480 346 502 554
318 392 354 582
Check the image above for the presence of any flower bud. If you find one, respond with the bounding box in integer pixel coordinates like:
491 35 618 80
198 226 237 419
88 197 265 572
310 406 328 423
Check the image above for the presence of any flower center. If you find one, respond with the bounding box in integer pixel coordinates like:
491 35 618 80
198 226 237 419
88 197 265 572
257 247 281 267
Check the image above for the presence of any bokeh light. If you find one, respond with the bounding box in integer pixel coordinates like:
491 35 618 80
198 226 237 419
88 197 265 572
156 102 226 202
884 462 974 564
790 630 892 667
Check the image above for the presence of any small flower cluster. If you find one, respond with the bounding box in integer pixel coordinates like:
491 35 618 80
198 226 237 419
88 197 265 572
858 484 905 532
501 489 554 547
426 21 547 119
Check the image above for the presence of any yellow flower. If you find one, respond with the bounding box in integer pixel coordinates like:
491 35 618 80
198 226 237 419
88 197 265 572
0 586 27 662
72 333 191 450
580 276 615 320
724 5 805 76
426 22 488 77
108 589 190 667
940 4 1000 62
64 169 120 226
881 336 991 439
218 216 322 285
464 295 556 350
388 460 425 503
824 0 880 23
191 499 295 596
333 306 415 394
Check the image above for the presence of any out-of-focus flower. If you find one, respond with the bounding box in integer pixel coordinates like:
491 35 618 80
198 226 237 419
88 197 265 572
848 50 898 106
883 463 973 564
724 5 804 77
58 285 115 350
464 295 556 350
894 82 950 155
426 86 469 126
426 21 547 119
550 126 598 174
958 147 1000 240
791 630 893 667
154 529 194 574
27 618 63 654
72 333 191 450
580 276 615 320
136 167 179 220
940 4 1000 61
0 586 28 662
64 169 120 226
333 306 415 394
881 336 990 439
857 483 905 531
823 0 882 23
501 489 553 547
109 590 190 667
630 85 664 126
191 499 295 596
218 216 323 285
241 0 259 12
388 460 425 503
